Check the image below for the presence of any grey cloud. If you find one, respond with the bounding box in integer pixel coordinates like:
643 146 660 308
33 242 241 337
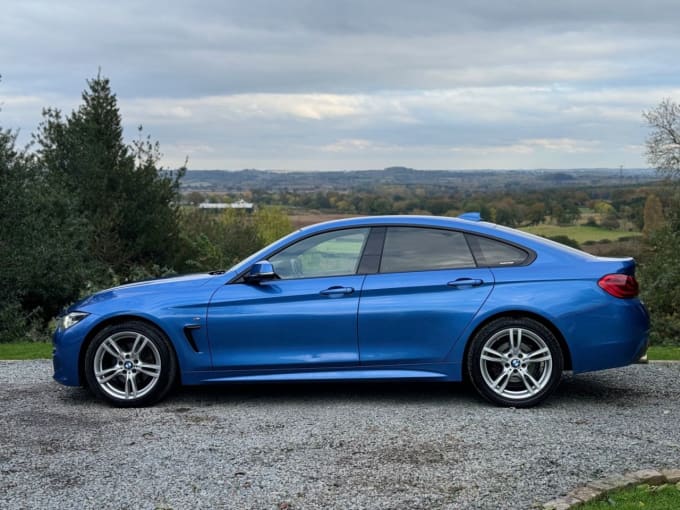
3 0 680 96
1 0 677 169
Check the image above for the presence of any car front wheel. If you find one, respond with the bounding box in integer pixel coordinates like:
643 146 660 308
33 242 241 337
84 321 177 407
467 317 563 407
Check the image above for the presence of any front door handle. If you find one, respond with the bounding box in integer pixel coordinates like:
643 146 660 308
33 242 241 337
447 278 484 288
320 286 355 296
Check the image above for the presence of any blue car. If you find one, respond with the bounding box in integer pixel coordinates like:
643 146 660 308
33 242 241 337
53 214 649 407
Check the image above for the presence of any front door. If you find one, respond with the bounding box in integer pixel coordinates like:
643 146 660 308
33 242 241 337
207 228 370 370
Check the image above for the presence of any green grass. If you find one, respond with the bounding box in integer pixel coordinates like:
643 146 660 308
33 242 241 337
579 483 680 509
0 342 52 360
521 224 639 244
647 345 680 361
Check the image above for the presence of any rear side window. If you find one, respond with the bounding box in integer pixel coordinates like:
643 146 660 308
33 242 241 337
380 227 476 273
468 235 530 266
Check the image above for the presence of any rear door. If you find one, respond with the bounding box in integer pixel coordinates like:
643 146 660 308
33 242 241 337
358 226 494 364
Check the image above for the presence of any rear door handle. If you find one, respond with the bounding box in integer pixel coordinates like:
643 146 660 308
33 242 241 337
320 286 355 296
447 278 484 288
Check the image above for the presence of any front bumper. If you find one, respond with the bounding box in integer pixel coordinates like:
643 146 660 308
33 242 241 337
52 313 99 386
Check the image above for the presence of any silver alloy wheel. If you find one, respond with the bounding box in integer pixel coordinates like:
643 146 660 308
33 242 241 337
93 331 162 401
479 327 553 401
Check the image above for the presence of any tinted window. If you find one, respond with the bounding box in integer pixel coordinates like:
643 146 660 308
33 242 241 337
468 235 529 266
270 228 369 279
380 227 476 273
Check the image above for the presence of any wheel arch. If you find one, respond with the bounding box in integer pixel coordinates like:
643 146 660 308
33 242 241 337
78 314 181 387
462 311 572 375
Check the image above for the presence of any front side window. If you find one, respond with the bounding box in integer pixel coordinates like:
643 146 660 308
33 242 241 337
380 227 476 273
270 228 369 279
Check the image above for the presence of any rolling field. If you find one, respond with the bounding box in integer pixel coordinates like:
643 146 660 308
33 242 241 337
521 224 640 244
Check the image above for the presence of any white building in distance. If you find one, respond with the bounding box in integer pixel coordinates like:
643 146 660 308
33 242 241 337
198 199 254 210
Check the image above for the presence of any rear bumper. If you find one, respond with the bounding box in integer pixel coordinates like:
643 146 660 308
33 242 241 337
568 300 650 374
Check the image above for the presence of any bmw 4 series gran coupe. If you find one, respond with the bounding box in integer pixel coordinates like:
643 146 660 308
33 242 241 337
53 214 649 407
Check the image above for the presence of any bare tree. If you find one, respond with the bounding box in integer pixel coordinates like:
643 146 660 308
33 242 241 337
644 98 680 179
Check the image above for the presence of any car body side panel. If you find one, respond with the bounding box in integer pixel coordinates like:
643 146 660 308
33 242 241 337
53 275 223 386
358 268 494 364
448 265 649 374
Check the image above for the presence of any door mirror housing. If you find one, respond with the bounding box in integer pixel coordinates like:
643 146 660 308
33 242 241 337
245 260 278 283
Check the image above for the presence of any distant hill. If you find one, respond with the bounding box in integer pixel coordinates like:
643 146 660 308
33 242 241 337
180 166 658 192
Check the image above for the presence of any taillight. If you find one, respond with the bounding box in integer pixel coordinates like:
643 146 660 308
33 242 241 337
598 274 639 299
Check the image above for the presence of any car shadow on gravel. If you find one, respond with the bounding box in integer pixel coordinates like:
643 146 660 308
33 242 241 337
170 380 483 407
54 370 648 409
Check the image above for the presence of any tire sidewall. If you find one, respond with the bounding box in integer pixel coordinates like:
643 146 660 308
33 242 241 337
467 317 563 408
84 321 177 407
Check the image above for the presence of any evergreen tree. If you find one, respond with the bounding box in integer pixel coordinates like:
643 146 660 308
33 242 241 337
36 73 185 279
0 121 87 341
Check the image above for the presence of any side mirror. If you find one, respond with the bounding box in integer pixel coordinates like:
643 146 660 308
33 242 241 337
244 260 278 283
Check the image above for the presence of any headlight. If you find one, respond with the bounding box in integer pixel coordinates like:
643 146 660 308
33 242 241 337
58 312 90 331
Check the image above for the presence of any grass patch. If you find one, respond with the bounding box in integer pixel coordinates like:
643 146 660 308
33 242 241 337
521 224 639 244
647 345 680 361
0 342 52 360
580 483 680 509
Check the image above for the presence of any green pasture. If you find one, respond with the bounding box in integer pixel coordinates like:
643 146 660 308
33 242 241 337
520 224 640 244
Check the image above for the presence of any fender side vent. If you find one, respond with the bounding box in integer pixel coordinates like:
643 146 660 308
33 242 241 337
183 325 201 353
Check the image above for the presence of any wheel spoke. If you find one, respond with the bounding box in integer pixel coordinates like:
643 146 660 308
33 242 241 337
131 335 148 357
96 367 123 383
481 346 506 363
124 374 138 399
524 347 550 361
520 370 540 394
137 363 161 378
492 368 512 392
509 328 523 355
102 338 123 359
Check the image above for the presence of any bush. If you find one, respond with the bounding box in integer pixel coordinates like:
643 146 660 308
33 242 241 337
639 218 680 345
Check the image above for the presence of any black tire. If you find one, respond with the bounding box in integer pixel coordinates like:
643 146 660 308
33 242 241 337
84 321 177 407
467 317 563 407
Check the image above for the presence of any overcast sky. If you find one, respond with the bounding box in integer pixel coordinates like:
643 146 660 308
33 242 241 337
2 0 679 171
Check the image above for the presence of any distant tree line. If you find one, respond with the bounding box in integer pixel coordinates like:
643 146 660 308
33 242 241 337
186 182 661 232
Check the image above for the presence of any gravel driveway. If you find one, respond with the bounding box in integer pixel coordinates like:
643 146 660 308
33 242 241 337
1 360 680 510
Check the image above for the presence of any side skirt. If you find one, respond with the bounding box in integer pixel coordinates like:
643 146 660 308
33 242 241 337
181 362 461 385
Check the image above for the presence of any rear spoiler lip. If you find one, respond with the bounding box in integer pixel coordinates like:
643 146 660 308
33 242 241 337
594 256 637 275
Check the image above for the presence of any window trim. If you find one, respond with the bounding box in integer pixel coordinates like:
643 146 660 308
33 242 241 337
230 226 372 283
464 232 535 268
371 226 536 274
231 223 537 283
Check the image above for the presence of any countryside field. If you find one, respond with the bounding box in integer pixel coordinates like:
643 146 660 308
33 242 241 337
290 212 641 245
520 224 640 243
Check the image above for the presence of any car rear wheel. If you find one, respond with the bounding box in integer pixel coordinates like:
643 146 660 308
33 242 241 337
84 321 177 407
467 317 563 407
